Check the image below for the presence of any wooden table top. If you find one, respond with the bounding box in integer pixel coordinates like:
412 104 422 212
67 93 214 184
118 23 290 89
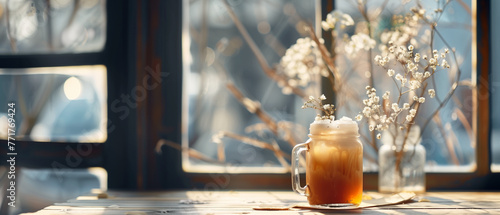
24 190 500 214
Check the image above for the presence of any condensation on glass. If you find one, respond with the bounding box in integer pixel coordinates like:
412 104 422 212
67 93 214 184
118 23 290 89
182 0 319 172
0 65 107 142
334 0 476 172
0 0 106 54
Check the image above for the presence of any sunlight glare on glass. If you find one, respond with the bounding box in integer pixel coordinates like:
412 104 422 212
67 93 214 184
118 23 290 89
64 77 82 100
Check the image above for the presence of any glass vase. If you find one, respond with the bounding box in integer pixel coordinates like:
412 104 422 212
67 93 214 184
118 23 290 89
378 126 425 193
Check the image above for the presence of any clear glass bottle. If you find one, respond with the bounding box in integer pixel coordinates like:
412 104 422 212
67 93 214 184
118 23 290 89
378 126 425 193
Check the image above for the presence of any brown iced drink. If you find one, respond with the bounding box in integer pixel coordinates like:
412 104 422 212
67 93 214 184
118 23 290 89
305 117 363 206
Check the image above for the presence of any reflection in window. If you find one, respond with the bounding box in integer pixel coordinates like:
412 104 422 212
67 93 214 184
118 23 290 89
183 0 476 173
0 0 106 54
183 0 318 172
0 65 107 142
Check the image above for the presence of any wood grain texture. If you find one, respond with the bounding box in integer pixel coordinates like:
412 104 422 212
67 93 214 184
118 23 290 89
22 191 500 214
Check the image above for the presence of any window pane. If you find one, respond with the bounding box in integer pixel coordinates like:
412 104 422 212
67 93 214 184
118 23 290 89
0 65 107 142
0 0 106 54
0 167 106 214
334 0 475 172
183 0 318 172
491 0 500 172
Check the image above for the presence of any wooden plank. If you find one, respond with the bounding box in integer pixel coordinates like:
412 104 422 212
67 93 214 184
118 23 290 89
22 191 500 215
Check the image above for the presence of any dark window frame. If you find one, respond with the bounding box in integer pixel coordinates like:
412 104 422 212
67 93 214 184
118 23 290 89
165 0 499 191
0 1 137 189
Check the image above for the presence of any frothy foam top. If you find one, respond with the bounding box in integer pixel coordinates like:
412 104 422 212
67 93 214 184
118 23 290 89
310 116 359 136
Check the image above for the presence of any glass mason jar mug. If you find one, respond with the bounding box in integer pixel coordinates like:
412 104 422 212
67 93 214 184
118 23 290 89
292 117 363 206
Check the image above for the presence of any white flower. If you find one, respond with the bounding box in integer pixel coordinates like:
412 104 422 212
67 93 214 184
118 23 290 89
409 109 417 116
309 96 315 100
406 115 413 121
410 80 421 90
407 62 417 72
389 46 395 53
363 99 369 105
413 96 419 101
347 33 376 55
322 11 354 31
321 14 336 31
355 114 363 121
428 89 436 98
395 74 403 80
280 37 328 86
414 72 423 80
319 94 326 100
387 117 394 123
315 115 322 121
363 107 371 116
387 69 395 77
424 71 431 78
442 59 450 68
418 97 426 103
392 103 400 112
383 91 390 100
403 103 410 109
369 124 375 131
341 14 354 27
408 45 414 51
376 133 381 139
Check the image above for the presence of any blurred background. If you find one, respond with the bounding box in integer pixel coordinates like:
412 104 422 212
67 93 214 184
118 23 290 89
0 0 498 214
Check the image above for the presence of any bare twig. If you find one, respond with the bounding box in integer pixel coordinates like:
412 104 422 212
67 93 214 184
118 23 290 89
222 0 307 99
432 112 460 165
305 25 341 82
226 82 278 134
454 107 475 148
6 0 17 52
214 131 291 169
155 139 221 164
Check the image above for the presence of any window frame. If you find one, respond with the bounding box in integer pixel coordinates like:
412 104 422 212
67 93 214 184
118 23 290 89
164 0 498 191
0 1 137 189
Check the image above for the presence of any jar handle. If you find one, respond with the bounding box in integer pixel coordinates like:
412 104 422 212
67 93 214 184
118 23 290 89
291 142 308 196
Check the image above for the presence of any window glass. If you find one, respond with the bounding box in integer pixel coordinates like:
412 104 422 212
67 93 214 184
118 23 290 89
0 65 107 142
183 0 475 173
491 0 500 172
334 0 475 172
0 167 106 214
183 0 318 172
0 0 106 54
